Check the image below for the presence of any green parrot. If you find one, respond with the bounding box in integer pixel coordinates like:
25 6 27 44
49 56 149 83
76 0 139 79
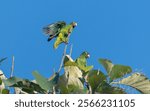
75 52 93 73
43 21 77 49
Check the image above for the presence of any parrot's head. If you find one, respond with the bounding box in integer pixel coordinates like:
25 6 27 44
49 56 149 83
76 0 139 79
71 22 77 28
81 51 90 58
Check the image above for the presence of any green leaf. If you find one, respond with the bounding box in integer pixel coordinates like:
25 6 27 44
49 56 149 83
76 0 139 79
111 87 126 94
4 77 46 93
64 55 78 67
112 73 150 94
110 65 132 81
96 81 126 94
57 74 85 94
17 80 46 93
64 56 83 78
2 89 9 94
86 70 106 93
57 74 69 94
99 59 114 73
57 55 85 93
67 76 84 89
4 77 23 86
32 71 53 91
99 59 132 81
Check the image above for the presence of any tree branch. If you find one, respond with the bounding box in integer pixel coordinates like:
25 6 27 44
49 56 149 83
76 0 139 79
69 44 73 57
58 44 67 73
10 56 15 77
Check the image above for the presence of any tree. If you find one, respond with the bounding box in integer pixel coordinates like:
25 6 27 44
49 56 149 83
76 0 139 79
0 21 150 94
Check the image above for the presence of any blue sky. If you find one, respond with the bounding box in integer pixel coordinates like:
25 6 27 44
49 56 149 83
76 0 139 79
0 0 150 80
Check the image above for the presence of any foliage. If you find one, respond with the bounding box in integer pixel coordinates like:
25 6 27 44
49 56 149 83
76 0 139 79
111 73 150 94
0 21 150 94
1 53 150 94
0 70 9 94
99 59 132 82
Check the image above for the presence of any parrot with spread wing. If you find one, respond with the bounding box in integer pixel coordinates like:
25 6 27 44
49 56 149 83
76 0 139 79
43 21 77 49
75 52 93 73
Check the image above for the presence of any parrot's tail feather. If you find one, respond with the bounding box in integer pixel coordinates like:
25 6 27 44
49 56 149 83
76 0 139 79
43 27 51 35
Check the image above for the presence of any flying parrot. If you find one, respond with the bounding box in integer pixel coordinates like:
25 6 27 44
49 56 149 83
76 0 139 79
75 51 93 73
43 21 77 49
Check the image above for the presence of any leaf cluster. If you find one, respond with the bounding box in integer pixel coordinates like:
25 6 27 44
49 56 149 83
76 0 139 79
1 53 150 94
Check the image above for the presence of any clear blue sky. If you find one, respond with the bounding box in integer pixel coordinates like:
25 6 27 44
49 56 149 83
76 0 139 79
0 0 150 79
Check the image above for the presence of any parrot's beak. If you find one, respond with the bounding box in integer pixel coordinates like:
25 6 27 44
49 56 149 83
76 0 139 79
72 22 77 28
87 54 90 58
74 23 77 26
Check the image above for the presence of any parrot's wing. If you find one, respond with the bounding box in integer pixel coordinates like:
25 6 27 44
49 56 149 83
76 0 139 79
75 56 93 73
75 57 86 66
43 21 66 37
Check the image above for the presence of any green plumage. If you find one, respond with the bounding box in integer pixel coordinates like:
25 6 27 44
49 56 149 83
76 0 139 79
43 21 77 49
75 52 93 73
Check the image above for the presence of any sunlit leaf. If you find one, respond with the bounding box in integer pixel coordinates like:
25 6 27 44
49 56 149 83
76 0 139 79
109 65 132 81
57 74 69 94
64 61 78 67
99 59 132 81
99 59 113 73
67 76 84 89
64 55 82 78
57 55 84 93
57 74 85 94
112 73 150 94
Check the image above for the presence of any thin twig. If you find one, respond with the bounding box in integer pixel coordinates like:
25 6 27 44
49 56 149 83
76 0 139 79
53 68 56 74
69 44 73 56
58 44 67 73
10 56 15 77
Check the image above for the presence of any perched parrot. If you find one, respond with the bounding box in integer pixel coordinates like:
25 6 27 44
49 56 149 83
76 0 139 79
75 52 93 73
43 21 77 49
